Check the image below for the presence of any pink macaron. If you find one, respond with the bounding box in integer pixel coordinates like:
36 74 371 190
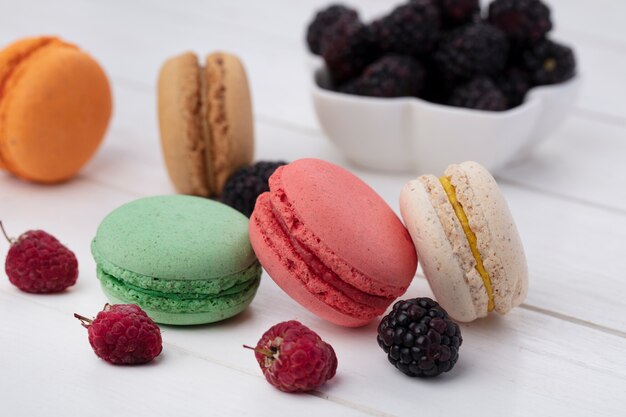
249 158 417 327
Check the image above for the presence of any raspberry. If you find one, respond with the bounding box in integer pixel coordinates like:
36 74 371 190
321 15 380 83
2 222 78 293
75 304 163 365
449 77 508 111
488 0 552 46
339 55 426 98
496 67 531 108
435 23 509 82
377 298 462 377
371 0 441 57
246 321 337 392
306 4 358 55
437 0 480 28
221 161 287 217
522 39 576 85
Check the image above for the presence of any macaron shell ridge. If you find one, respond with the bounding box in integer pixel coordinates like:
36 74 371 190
92 240 262 296
204 52 254 194
98 267 260 303
250 192 379 327
400 178 483 322
99 269 261 325
278 159 417 289
268 166 406 299
0 36 111 182
157 52 210 196
448 161 528 313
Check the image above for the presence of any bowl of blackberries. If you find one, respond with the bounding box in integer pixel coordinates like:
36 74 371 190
307 0 581 173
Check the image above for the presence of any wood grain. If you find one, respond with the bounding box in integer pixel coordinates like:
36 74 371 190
1 0 625 416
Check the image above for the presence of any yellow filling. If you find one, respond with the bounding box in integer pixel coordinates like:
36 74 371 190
439 176 494 312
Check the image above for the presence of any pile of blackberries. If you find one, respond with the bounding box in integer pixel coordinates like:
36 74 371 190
307 0 576 111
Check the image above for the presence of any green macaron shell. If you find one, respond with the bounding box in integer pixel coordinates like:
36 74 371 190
98 268 261 325
92 243 261 296
92 195 261 325
93 195 257 280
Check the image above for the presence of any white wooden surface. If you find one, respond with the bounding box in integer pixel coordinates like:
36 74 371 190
1 1 626 416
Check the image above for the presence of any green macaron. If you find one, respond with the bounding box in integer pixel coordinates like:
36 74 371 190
91 195 261 325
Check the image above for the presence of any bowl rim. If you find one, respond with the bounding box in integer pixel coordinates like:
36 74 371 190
310 64 581 118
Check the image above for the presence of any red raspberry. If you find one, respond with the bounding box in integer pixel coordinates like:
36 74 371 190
1 222 78 293
75 304 163 365
246 321 337 392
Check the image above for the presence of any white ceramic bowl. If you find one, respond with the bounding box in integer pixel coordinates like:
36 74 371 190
311 66 581 174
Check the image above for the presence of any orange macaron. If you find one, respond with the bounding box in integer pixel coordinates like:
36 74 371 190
0 36 112 183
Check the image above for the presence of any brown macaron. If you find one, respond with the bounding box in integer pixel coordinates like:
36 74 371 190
157 51 254 197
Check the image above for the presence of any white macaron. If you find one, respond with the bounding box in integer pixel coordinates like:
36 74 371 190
400 161 528 322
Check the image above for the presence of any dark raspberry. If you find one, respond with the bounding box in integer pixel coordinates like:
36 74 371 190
75 304 163 365
306 4 359 55
245 321 337 392
321 16 380 83
496 67 531 108
2 222 78 293
434 23 509 82
449 77 508 111
371 0 441 57
221 161 286 217
377 298 462 377
437 0 480 28
488 0 552 46
339 55 426 98
522 39 576 85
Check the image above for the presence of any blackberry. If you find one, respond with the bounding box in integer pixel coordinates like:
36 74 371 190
338 55 426 98
496 67 531 108
448 77 508 111
221 161 287 217
321 16 380 82
505 42 527 67
522 39 576 85
488 0 552 45
371 0 441 57
437 0 480 28
306 4 358 55
434 23 509 82
377 298 462 378
419 58 451 104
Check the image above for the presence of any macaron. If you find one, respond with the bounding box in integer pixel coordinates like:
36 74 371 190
400 161 528 322
249 158 417 327
158 51 254 197
0 36 112 183
91 195 261 325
